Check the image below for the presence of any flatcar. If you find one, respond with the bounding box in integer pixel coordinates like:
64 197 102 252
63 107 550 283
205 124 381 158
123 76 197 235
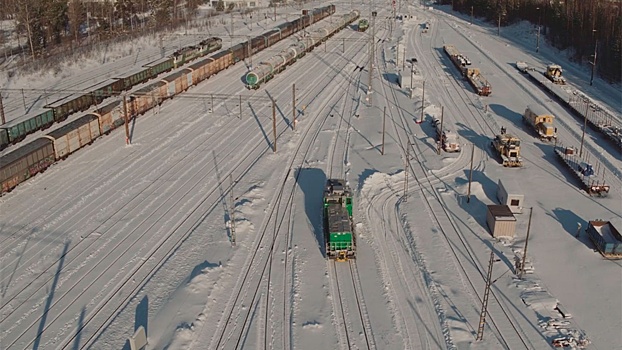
324 179 355 260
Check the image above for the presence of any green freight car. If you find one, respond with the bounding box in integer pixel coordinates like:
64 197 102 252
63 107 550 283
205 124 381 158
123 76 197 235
324 179 355 260
357 19 369 32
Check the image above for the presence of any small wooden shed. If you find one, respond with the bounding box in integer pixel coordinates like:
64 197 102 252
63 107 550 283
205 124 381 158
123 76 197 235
486 205 517 238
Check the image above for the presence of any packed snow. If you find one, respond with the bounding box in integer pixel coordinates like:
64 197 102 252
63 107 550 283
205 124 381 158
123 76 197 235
0 2 620 350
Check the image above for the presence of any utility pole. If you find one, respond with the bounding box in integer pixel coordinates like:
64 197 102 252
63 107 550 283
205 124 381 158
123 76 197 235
437 107 444 155
590 33 598 86
381 106 386 155
272 99 277 152
231 11 234 35
467 143 474 202
470 6 473 25
229 174 236 246
536 7 541 53
368 12 377 106
123 95 130 145
497 13 501 36
476 249 495 341
21 89 27 113
519 207 534 279
248 36 252 68
292 84 296 129
579 100 589 157
239 95 242 119
419 80 425 123
404 141 410 201
211 94 214 113
0 92 5 124
410 62 414 90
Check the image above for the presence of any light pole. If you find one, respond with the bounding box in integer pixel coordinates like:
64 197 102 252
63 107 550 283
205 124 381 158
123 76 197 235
590 30 598 86
536 7 540 53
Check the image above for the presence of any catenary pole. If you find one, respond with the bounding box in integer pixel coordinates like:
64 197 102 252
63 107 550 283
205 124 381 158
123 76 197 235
381 106 386 155
123 95 130 145
293 83 296 129
467 143 474 202
519 207 534 279
272 99 277 152
476 249 495 341
0 93 5 124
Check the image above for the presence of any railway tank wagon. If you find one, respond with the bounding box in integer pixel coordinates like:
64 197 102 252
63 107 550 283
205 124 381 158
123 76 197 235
246 42 306 89
323 179 355 260
245 10 359 89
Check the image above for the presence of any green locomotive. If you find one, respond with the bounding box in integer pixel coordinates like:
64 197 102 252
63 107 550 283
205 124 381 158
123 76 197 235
323 179 355 260
357 19 369 32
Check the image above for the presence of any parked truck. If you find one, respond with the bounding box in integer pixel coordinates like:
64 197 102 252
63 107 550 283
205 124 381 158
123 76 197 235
586 220 622 258
554 145 610 196
523 105 557 141
491 129 523 167
432 117 461 152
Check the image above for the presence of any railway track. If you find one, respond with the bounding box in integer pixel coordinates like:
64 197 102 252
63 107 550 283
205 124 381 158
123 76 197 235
371 14 541 348
1 11 366 344
433 12 622 190
202 22 371 350
329 260 375 350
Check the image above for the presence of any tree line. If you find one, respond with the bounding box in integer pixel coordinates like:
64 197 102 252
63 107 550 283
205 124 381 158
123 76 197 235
440 0 622 83
0 0 206 60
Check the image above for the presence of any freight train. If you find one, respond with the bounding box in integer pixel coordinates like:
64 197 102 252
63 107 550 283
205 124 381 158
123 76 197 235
323 179 355 260
0 5 337 196
443 44 491 96
0 38 223 151
245 10 360 89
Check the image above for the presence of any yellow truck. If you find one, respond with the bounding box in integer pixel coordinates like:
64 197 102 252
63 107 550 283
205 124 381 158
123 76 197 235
523 105 557 142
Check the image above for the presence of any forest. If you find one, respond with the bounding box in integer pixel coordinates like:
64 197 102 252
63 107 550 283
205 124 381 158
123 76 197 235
0 0 621 82
443 0 622 82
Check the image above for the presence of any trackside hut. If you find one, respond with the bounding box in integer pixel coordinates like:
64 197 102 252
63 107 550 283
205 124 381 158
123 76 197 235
486 205 517 238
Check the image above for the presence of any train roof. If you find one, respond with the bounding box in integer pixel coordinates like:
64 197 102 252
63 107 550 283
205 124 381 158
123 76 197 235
0 138 52 168
1 109 54 128
188 57 214 70
143 56 174 68
45 92 84 108
133 81 167 95
211 50 230 60
94 99 123 114
526 104 555 117
116 65 151 79
161 70 186 82
326 204 351 233
46 114 99 139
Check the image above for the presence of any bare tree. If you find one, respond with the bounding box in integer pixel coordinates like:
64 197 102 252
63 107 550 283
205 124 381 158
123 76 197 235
67 0 85 42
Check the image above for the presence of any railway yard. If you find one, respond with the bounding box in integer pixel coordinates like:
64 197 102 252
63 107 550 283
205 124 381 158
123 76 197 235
0 1 621 350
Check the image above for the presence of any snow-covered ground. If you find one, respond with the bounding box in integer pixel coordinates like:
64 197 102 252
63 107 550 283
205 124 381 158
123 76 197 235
1 2 620 350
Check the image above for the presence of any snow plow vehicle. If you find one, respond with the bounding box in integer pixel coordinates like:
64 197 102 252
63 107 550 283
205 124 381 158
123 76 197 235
491 129 523 167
